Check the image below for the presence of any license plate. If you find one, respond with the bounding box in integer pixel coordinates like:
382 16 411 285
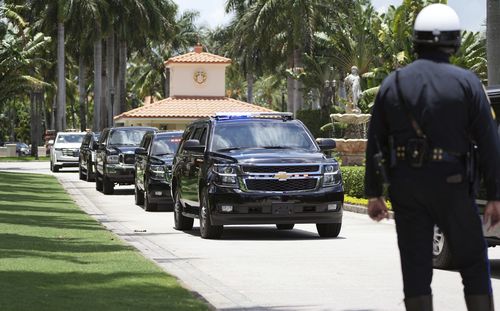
272 204 294 215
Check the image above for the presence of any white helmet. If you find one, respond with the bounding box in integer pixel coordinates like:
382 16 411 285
413 3 461 51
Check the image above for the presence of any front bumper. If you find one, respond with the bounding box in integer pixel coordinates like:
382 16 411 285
207 184 344 225
105 164 135 183
147 181 173 204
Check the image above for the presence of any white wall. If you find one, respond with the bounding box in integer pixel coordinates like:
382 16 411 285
169 64 227 97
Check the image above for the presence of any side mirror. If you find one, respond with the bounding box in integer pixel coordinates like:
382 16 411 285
48 139 54 145
183 139 205 153
135 147 148 156
316 138 336 151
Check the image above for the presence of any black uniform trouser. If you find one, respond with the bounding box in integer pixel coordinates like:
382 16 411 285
389 162 491 298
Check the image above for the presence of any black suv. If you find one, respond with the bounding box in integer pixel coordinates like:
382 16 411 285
433 86 500 268
134 131 183 211
95 126 157 194
171 112 343 239
78 131 100 181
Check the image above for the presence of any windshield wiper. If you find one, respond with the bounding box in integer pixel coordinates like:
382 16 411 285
154 152 174 156
216 147 247 152
261 146 293 149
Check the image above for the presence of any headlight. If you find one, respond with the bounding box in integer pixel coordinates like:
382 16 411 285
149 164 166 180
107 155 119 164
213 164 238 186
323 163 341 187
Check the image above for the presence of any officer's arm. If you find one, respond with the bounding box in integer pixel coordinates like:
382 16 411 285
364 85 390 198
469 80 500 202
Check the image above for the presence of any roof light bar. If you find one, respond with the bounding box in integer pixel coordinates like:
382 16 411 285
214 112 293 121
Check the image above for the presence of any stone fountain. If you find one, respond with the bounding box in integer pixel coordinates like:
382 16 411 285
331 113 371 166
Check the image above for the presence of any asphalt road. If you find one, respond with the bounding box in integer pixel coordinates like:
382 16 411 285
2 161 500 311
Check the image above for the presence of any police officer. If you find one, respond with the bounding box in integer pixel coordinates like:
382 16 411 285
365 4 500 311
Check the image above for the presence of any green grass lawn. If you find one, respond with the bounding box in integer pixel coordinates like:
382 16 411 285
0 156 49 161
0 172 209 311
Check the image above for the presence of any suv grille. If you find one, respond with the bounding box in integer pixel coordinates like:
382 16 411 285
242 165 319 173
245 179 317 192
62 148 79 157
124 154 135 164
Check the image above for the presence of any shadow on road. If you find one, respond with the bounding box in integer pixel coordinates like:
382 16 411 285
182 225 346 241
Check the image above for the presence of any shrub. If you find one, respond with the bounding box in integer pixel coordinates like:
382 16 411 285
341 166 365 198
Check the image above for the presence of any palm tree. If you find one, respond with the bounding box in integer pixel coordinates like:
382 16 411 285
487 0 500 85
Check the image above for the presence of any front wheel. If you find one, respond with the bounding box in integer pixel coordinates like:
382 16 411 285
173 190 193 230
316 223 341 238
78 164 85 180
86 160 94 182
433 226 454 269
144 190 157 212
95 173 103 192
135 184 144 205
199 189 223 239
102 176 114 194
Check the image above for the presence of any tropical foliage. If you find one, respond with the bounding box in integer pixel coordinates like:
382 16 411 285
0 0 492 146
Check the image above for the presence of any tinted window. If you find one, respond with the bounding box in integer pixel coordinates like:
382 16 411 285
56 134 85 144
109 129 151 146
211 121 316 151
151 135 182 156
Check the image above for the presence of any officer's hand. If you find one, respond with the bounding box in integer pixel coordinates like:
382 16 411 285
484 201 500 231
367 197 389 222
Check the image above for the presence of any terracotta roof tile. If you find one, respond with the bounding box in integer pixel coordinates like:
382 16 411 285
114 97 274 120
165 52 231 65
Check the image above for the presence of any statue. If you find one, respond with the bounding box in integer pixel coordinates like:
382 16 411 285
344 66 362 113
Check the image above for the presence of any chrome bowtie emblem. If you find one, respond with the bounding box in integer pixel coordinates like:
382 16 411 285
274 171 288 181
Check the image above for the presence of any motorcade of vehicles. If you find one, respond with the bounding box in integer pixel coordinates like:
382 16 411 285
49 132 86 172
78 131 101 181
171 112 343 239
433 85 500 268
95 126 157 194
134 131 183 211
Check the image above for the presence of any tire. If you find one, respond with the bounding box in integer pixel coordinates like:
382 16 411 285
199 189 223 239
86 160 94 182
52 162 60 172
78 164 85 180
316 223 342 238
276 224 295 230
95 173 103 192
173 190 193 230
102 176 114 195
144 189 157 212
135 184 144 205
50 161 54 172
433 226 454 269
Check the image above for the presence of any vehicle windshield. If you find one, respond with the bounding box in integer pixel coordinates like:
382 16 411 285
109 129 150 146
151 135 182 156
56 134 85 144
211 120 316 152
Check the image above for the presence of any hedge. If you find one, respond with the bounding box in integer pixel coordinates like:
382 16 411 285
341 165 366 198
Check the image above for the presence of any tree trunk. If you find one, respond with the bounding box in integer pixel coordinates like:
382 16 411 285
56 22 66 131
293 48 303 114
30 92 36 156
93 36 102 131
106 32 115 126
287 54 295 112
118 40 127 114
78 54 87 131
487 0 500 85
101 39 108 130
246 71 254 104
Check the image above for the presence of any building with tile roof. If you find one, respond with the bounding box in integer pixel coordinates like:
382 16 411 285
114 45 274 129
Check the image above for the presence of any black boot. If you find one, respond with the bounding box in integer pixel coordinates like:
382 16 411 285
404 295 433 311
465 295 495 311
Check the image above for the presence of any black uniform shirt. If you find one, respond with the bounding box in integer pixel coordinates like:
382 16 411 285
365 51 500 200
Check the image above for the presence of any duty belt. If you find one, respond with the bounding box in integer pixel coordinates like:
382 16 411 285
394 146 465 163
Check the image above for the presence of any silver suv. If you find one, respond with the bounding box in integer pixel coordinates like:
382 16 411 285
50 132 86 172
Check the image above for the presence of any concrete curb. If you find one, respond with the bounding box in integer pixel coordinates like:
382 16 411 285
343 203 395 219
